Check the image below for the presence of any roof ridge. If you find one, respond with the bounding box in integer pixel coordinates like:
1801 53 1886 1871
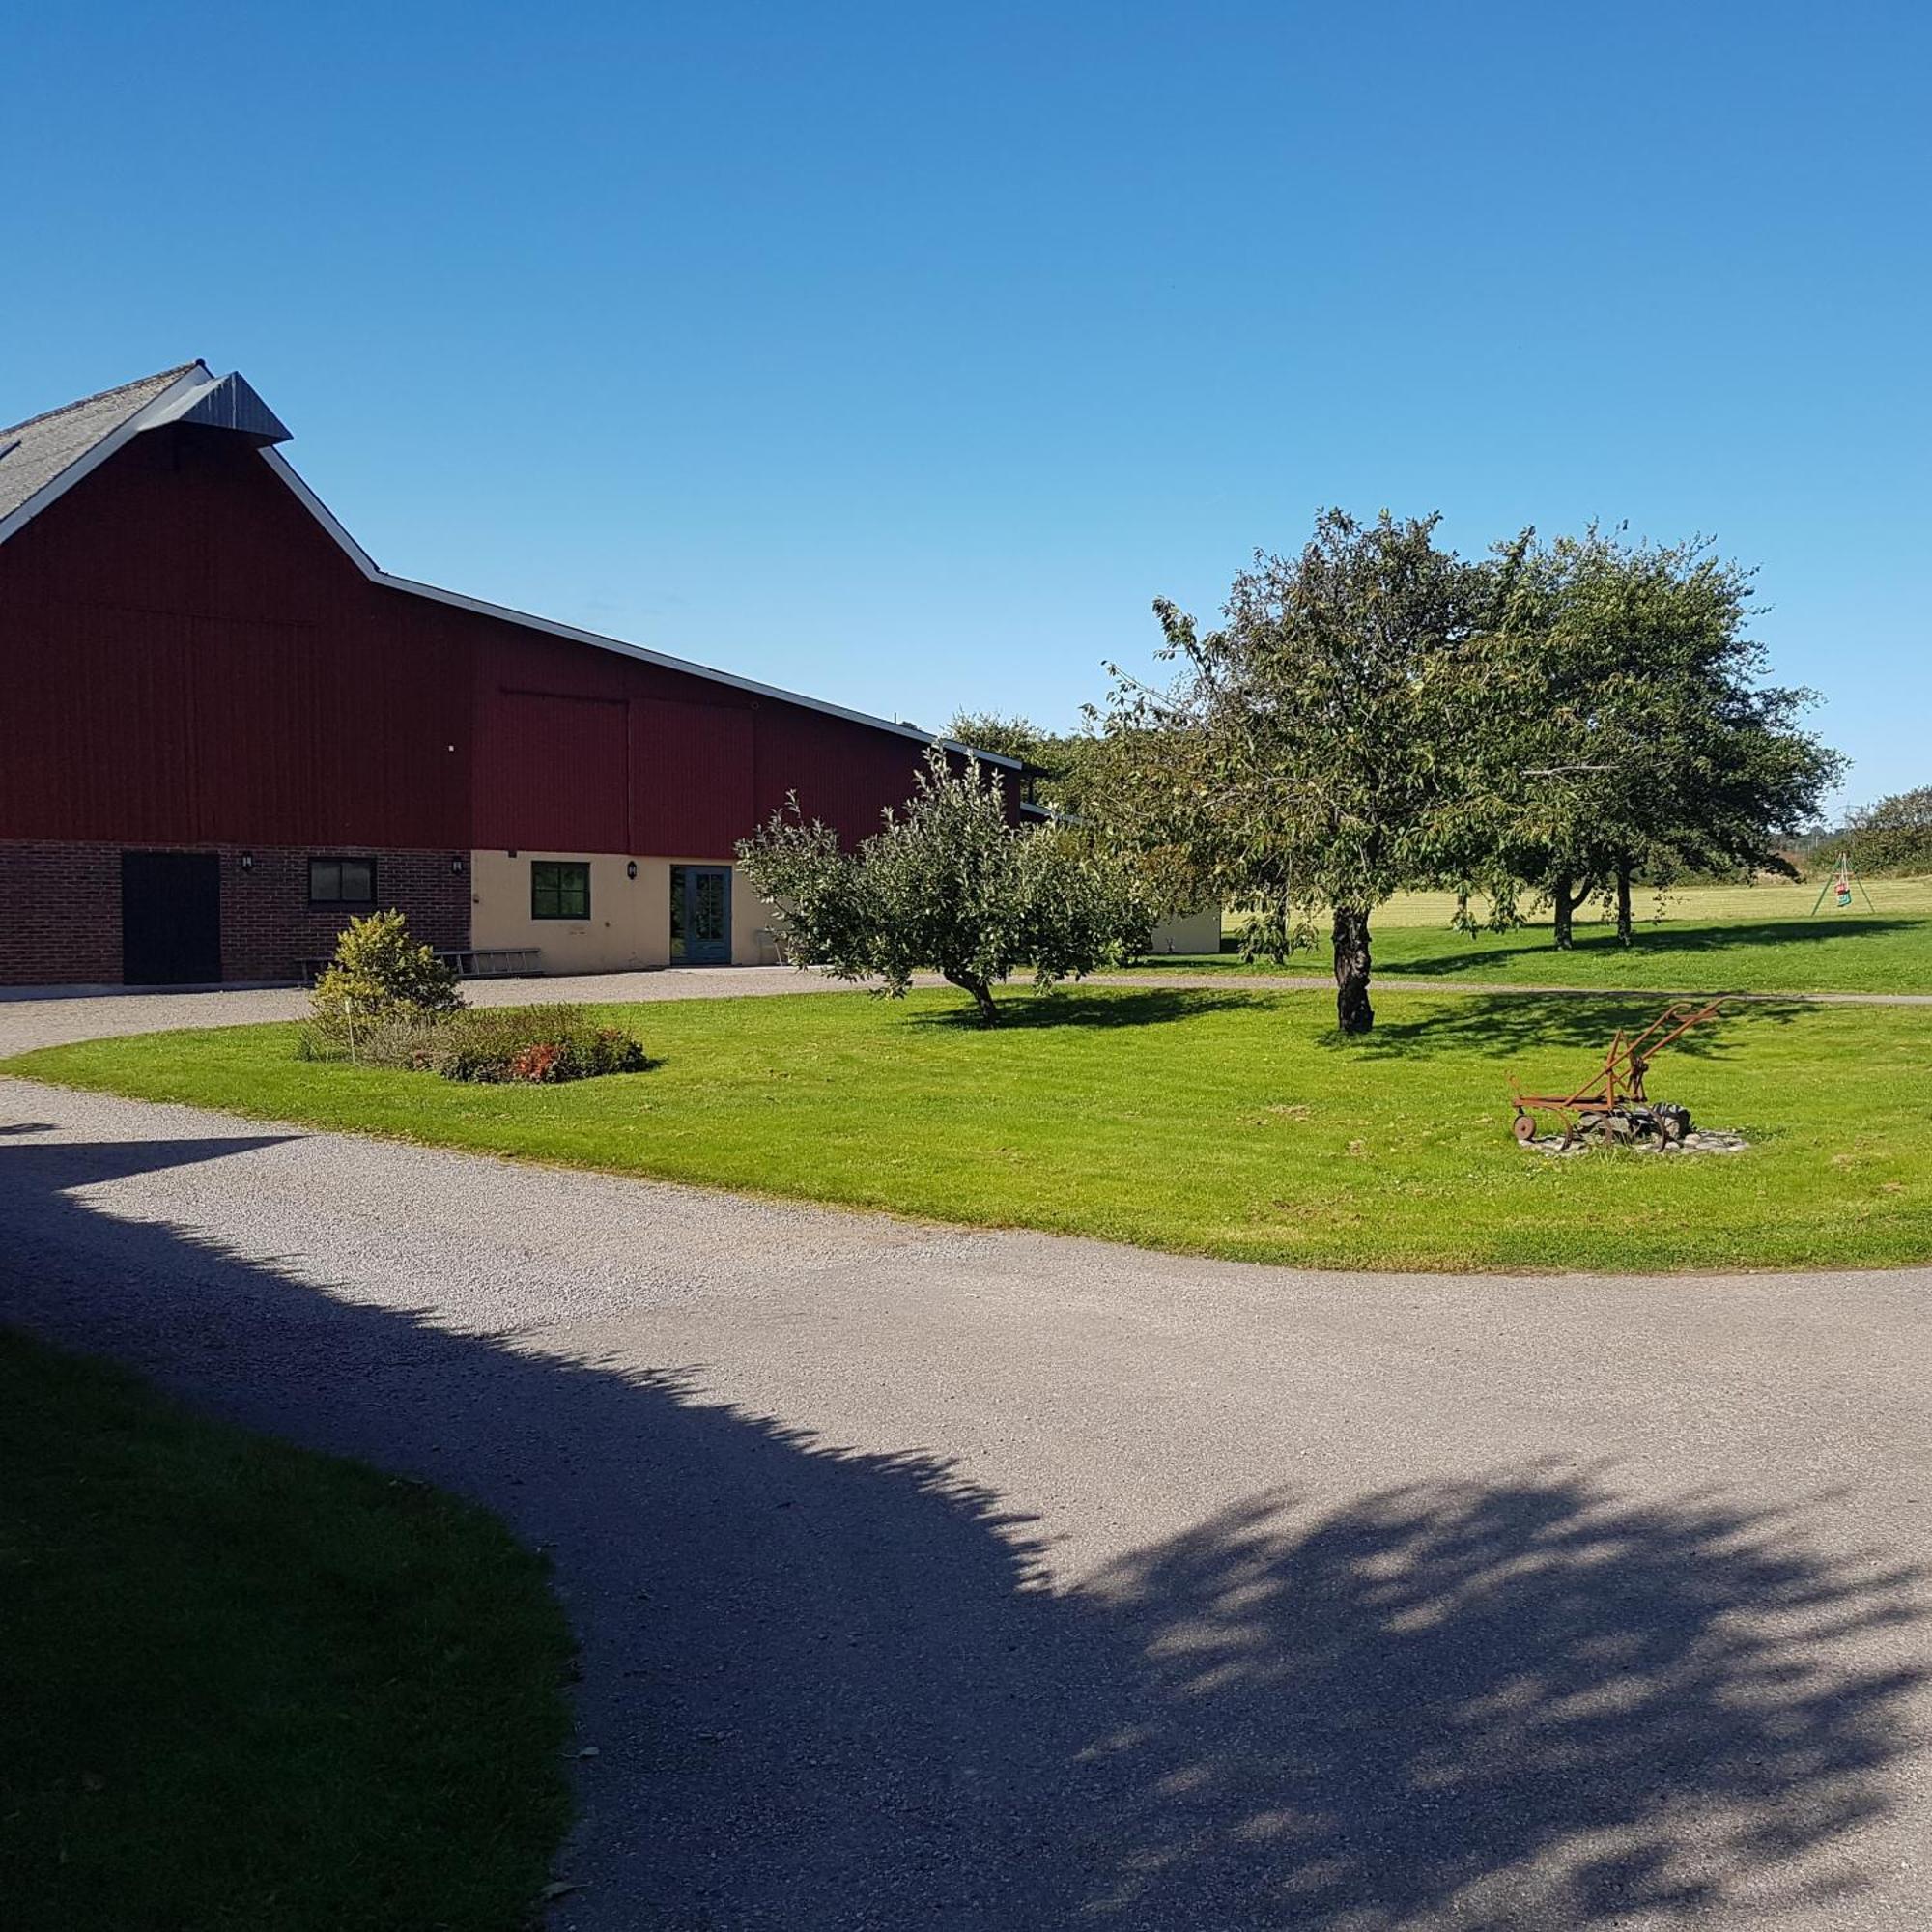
0 362 203 440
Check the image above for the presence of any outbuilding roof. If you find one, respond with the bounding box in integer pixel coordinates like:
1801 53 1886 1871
0 363 1018 770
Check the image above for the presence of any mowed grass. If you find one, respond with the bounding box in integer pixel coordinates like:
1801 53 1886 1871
0 1329 575 1932
1130 876 1932 993
9 985 1931 1272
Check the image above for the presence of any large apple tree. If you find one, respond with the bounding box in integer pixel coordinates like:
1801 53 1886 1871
1099 509 1509 1034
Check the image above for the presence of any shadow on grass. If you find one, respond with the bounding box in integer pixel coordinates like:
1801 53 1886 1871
3 1126 1926 1927
1320 993 1817 1060
909 986 1261 1031
1384 917 1923 979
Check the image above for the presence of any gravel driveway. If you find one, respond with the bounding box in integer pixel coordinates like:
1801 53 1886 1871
2 1069 1928 1929
0 964 843 1052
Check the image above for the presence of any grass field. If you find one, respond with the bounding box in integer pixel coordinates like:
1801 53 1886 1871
1132 876 1932 994
0 1330 575 1932
9 985 1930 1272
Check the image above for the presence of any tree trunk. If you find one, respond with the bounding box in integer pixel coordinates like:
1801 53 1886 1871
945 971 1000 1025
1615 862 1634 947
1552 875 1577 952
1332 905 1374 1035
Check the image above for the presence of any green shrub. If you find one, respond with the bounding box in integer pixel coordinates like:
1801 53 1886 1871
299 932 649 1081
310 911 463 1053
736 741 1151 1026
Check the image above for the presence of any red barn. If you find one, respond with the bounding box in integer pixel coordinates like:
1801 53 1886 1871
0 363 1022 985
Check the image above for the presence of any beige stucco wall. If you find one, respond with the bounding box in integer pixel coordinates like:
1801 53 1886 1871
732 878 782 965
469 851 780 972
1145 904 1224 956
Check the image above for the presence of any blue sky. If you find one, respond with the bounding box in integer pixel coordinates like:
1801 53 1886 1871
9 2 1927 810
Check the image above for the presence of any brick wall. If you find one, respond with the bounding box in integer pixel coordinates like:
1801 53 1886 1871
0 840 471 987
0 840 123 985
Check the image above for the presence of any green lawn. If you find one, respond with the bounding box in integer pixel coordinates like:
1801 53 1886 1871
1131 876 1932 994
9 985 1931 1272
0 1330 575 1932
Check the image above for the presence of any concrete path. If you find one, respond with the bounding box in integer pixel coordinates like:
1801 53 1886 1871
2 1076 1926 1930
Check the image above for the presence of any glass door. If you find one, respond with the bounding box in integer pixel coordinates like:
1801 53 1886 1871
669 866 732 964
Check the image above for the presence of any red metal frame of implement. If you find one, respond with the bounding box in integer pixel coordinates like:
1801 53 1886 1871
1508 1000 1725 1147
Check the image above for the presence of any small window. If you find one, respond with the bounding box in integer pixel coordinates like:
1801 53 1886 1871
531 860 590 921
310 857 376 904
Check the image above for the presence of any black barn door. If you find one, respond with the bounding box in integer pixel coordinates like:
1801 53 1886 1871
121 852 221 984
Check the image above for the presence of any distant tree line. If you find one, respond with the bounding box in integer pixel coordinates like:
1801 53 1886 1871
1791 786 1932 878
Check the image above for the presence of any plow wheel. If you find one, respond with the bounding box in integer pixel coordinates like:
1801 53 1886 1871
1512 1112 1537 1143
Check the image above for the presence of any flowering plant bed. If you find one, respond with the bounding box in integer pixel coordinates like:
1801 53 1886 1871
299 1005 652 1084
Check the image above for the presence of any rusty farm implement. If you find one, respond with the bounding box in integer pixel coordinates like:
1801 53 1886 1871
1508 999 1724 1148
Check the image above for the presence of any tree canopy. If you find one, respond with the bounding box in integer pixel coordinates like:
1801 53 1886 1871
736 742 1149 1024
1088 511 1843 1031
944 711 1096 814
1473 526 1844 945
1097 509 1502 1032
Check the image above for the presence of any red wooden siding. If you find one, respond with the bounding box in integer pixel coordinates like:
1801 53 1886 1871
4 606 199 840
754 703 947 846
0 425 470 849
0 418 1001 867
632 696 753 857
472 690 630 852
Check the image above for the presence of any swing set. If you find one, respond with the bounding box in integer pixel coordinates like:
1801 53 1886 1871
1809 853 1876 916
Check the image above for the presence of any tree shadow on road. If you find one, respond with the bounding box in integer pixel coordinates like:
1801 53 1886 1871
2 1126 1924 1929
1070 1469 1922 1927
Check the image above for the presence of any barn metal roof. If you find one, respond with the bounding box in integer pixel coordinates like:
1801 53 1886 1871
0 363 1019 770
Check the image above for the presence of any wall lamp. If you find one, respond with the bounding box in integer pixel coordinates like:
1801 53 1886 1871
239 852 254 871
627 861 639 880
450 856 467 876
